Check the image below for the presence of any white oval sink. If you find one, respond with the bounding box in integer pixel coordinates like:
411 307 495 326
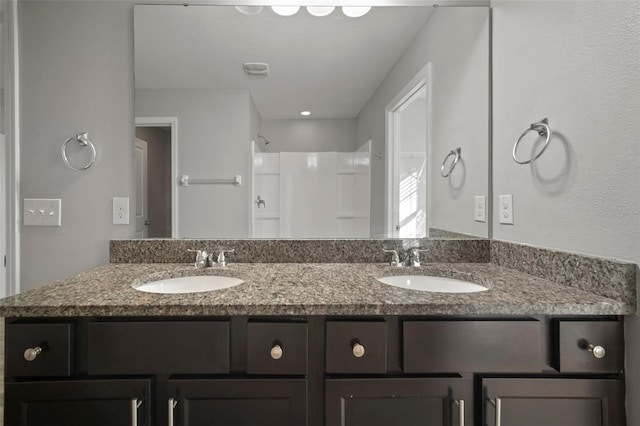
377 275 488 293
133 275 244 294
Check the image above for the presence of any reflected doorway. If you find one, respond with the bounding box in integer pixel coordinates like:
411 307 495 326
134 124 174 238
388 83 428 238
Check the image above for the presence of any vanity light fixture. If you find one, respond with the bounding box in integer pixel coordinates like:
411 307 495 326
234 6 264 16
271 6 300 16
300 111 311 116
306 6 335 17
342 6 371 18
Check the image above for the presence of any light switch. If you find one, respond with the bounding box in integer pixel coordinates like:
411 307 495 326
24 199 62 226
474 196 486 223
113 197 130 225
499 194 514 225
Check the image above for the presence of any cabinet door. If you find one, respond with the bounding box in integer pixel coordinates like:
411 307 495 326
168 379 307 426
483 378 625 426
5 379 151 426
326 378 471 426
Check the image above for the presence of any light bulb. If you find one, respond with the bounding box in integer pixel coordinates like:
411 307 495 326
300 111 311 116
306 6 335 17
234 6 264 16
271 6 300 17
342 6 371 18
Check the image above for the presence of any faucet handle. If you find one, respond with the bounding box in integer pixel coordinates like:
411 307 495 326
410 248 429 267
187 249 209 268
383 249 401 267
217 249 235 267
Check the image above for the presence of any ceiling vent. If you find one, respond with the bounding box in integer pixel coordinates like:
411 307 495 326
243 62 270 76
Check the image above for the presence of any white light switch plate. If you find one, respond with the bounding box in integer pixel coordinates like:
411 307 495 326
113 197 130 225
24 199 62 226
474 195 486 222
499 194 514 224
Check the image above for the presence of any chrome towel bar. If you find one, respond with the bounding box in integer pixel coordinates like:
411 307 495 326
180 174 242 187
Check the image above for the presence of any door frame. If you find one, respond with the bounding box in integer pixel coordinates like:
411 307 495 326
134 117 178 238
385 63 431 238
3 0 20 296
134 138 149 238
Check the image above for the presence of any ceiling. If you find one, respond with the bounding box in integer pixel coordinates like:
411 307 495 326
134 5 434 119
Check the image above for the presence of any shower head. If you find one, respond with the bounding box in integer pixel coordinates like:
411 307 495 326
257 134 271 145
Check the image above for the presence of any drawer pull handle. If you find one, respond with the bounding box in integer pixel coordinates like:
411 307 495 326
168 398 178 426
454 399 465 426
23 346 42 362
131 398 142 426
271 344 283 360
488 398 501 426
352 342 365 358
588 343 606 359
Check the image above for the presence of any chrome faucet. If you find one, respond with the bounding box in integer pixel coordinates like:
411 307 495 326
383 248 429 267
187 249 209 269
188 248 235 268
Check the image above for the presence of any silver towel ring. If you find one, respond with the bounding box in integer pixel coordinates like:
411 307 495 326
512 118 551 165
62 132 97 171
441 147 461 178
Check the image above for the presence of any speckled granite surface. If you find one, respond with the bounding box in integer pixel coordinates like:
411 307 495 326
0 263 632 317
110 239 490 264
492 240 637 306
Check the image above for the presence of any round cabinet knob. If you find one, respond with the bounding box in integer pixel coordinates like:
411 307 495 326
588 344 606 359
352 343 365 358
24 346 42 362
270 344 283 360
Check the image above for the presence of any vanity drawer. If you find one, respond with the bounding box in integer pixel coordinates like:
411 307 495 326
326 321 387 374
247 322 308 375
88 321 229 374
403 320 542 373
553 320 623 373
6 322 73 377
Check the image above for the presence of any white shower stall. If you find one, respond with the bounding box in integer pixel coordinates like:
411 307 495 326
252 141 371 238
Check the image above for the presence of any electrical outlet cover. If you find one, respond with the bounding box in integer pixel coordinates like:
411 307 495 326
499 194 514 225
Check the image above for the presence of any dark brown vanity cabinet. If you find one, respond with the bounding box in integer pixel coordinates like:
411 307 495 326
5 379 151 426
3 316 626 426
167 379 307 426
326 378 472 426
482 378 625 426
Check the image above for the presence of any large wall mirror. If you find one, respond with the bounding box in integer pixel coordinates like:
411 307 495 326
134 3 490 239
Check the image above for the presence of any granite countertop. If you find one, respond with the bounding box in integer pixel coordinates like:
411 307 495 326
0 263 633 317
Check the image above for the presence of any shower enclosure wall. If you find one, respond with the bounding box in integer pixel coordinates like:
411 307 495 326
252 141 371 238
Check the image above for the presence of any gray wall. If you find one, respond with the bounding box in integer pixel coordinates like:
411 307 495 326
492 1 640 422
356 7 490 238
135 88 252 238
19 0 134 291
260 118 357 153
135 127 171 237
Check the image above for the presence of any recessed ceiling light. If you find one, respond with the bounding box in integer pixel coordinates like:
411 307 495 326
306 6 335 17
300 111 311 116
234 6 264 16
271 6 300 17
342 6 372 18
